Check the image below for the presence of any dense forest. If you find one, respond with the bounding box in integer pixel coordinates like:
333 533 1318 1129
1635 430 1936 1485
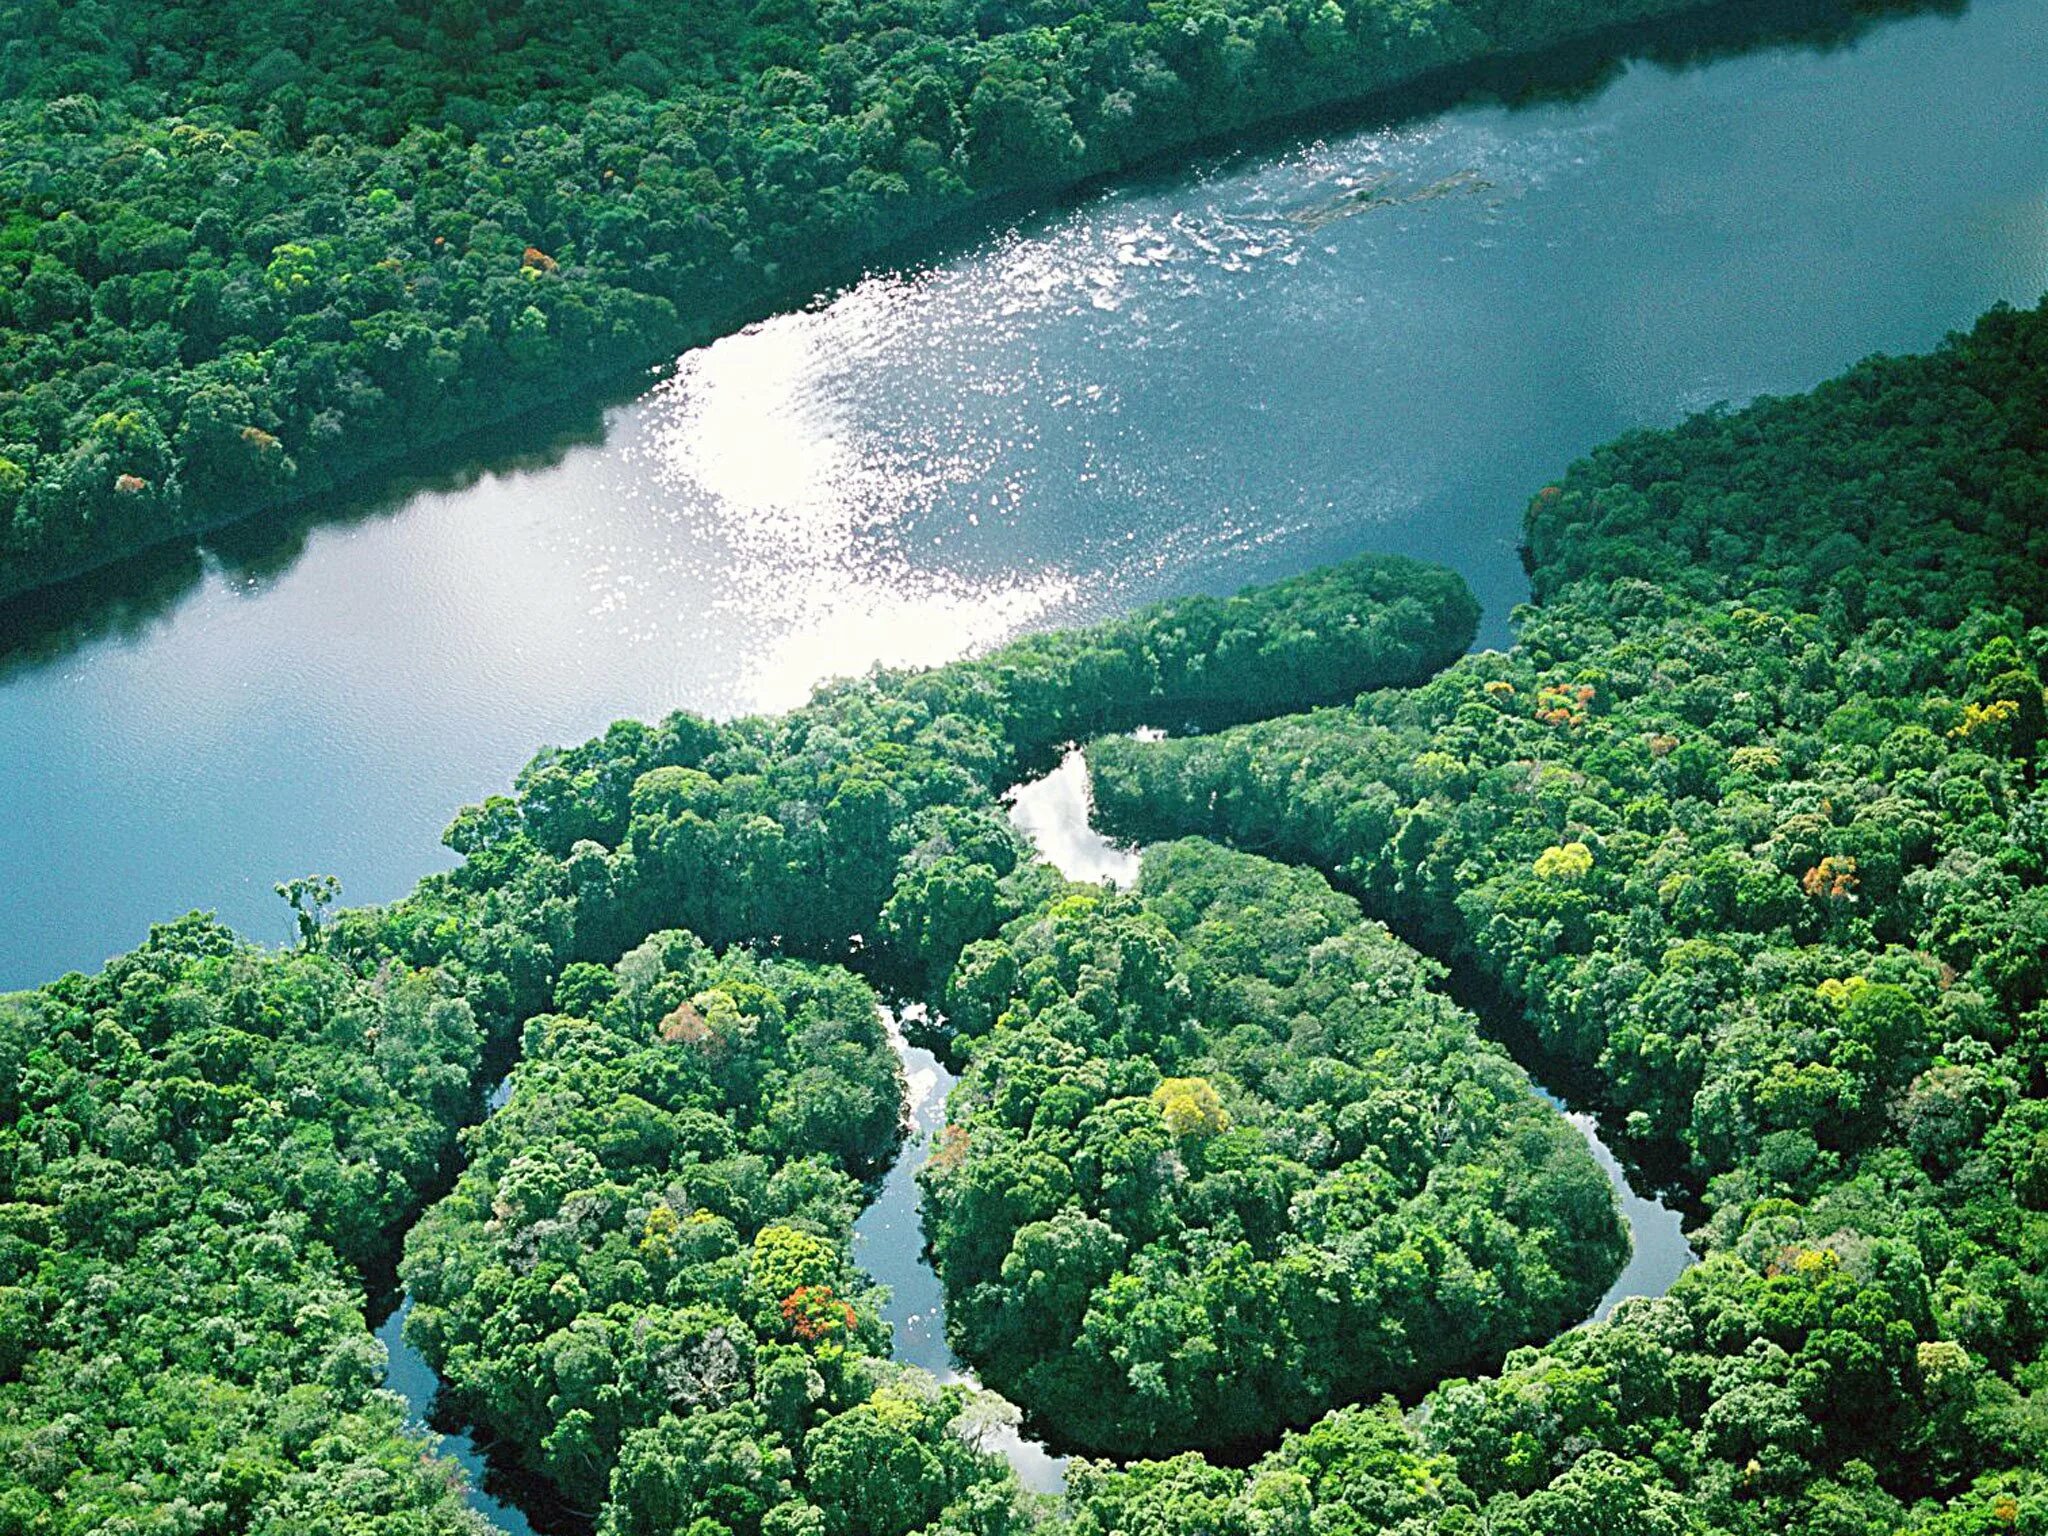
400 935 991 1527
921 839 1626 1458
7 286 2048 1530
0 917 489 1532
0 0 1703 597
0 552 1476 1530
1082 299 2048 1528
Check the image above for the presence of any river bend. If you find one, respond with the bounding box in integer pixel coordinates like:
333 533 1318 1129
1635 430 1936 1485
4 0 2045 990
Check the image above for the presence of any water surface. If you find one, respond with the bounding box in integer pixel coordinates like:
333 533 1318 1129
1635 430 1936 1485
377 1299 553 1536
4 0 2046 988
852 1011 1072 1493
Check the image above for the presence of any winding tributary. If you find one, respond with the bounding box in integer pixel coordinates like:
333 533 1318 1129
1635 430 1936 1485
849 1013 1073 1494
1003 753 1696 1334
377 755 1693 1528
375 1078 583 1534
376 1298 553 1536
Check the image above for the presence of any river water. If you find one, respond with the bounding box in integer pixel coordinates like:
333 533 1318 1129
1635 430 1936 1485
5 0 2046 990
375 1298 553 1536
849 1010 1074 1493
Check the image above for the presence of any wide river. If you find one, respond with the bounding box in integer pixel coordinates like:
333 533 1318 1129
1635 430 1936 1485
3 0 2046 987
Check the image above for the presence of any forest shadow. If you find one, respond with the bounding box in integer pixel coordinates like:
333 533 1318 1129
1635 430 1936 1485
0 0 1969 682
1086 0 1970 201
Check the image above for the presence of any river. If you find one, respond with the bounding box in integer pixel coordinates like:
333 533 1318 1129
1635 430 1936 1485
378 755 1692 1527
4 0 2046 990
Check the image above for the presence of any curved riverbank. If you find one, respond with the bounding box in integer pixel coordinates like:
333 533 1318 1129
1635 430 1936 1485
7 0 2043 994
1009 749 1696 1334
374 1074 591 1535
7 0 1898 609
853 1014 1073 1494
376 1299 559 1536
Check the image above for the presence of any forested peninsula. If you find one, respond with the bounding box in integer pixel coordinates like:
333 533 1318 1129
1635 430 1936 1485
6 299 2048 1534
921 842 1629 1459
0 553 1486 1530
0 0 1713 599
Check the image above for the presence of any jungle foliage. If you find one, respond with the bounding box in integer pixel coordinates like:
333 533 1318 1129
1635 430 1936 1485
921 838 1627 1458
1083 298 2048 1530
0 916 489 1534
0 552 1475 1532
400 934 1017 1531
12 288 2048 1533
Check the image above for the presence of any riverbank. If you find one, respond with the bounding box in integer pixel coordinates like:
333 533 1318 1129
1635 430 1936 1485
1011 746 1699 1320
0 0 1856 607
16 291 2047 1529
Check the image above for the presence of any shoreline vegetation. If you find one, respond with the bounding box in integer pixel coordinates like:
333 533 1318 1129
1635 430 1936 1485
918 840 1631 1461
6 299 2048 1532
0 0 1939 605
0 554 1491 1530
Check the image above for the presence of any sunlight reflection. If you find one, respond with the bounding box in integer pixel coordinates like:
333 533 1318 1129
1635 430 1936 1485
596 99 1643 718
742 571 1074 713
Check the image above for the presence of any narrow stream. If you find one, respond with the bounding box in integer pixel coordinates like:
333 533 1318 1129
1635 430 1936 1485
375 1078 571 1534
375 753 1694 1530
375 1299 551 1536
1549 1094 1696 1322
851 1013 1073 1493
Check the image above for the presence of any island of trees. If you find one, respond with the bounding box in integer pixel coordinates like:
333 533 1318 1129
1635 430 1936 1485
922 839 1627 1458
5 301 2048 1535
5 0 1718 599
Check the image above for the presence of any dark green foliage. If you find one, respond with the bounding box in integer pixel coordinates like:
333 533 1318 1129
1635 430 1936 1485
1079 299 2048 1528
17 290 2048 1533
399 933 1022 1530
337 551 1472 1005
0 554 1467 1532
920 839 1627 1457
0 0 1691 597
0 915 487 1533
